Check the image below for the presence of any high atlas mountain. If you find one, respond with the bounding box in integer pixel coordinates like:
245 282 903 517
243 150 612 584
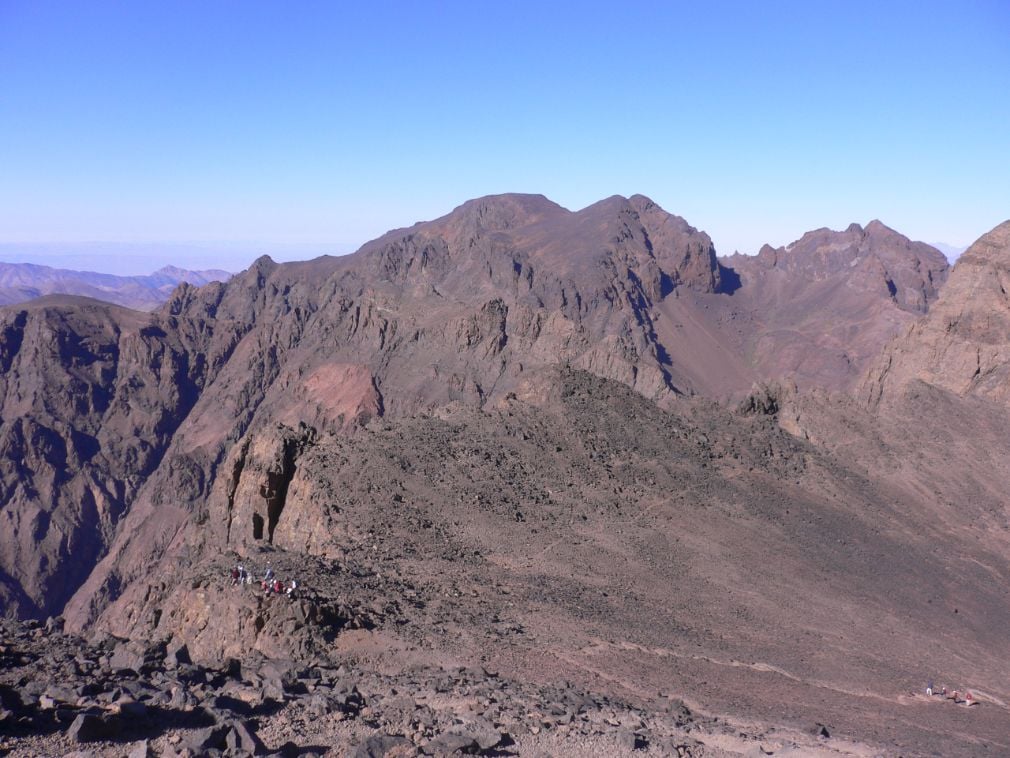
1 194 1007 757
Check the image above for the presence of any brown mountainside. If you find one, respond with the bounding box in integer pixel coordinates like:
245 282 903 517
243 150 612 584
3 197 1005 756
0 196 955 623
714 220 949 394
0 294 246 617
863 219 1010 406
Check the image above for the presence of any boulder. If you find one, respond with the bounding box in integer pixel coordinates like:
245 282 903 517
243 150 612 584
353 734 411 758
67 712 122 742
182 723 230 752
422 732 481 755
108 641 146 674
224 717 266 754
165 641 192 667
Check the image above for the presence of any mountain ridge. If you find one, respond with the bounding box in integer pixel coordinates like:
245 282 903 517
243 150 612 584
1 195 1006 756
0 261 232 311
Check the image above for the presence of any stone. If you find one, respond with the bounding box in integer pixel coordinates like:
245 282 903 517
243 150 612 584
68 712 122 742
352 733 411 758
165 641 192 667
183 724 230 752
617 730 647 751
108 642 146 674
224 718 265 754
422 732 481 755
114 697 148 718
467 717 502 750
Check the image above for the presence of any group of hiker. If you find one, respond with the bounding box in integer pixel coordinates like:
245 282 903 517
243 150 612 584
230 562 298 598
926 681 977 706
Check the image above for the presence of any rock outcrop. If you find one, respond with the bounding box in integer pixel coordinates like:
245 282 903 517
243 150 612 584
863 220 1010 406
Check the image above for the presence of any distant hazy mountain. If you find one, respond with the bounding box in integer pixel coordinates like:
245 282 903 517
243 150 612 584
0 262 232 310
930 241 967 261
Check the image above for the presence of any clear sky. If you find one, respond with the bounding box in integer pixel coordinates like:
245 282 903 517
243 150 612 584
1 1 1007 273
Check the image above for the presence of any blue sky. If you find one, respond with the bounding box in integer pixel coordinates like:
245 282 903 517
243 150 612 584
1 1 1007 273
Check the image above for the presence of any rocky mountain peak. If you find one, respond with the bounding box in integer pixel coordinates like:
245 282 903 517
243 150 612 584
438 193 568 234
955 219 1010 266
863 219 1010 406
743 221 948 314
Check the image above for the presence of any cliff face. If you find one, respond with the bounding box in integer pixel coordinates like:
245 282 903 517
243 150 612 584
862 220 1010 406
0 295 244 617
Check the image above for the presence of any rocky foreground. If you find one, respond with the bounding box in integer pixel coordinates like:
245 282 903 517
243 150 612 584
0 614 784 757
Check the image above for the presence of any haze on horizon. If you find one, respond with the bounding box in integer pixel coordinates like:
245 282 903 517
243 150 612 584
0 1 1007 274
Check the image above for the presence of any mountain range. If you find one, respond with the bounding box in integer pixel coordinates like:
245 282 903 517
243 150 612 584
1 194 1008 756
0 262 232 311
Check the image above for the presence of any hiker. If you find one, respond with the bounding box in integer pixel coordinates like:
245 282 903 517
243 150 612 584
941 686 947 697
286 579 298 598
238 565 248 585
926 681 933 696
231 566 240 586
952 689 959 702
264 564 275 583
966 692 974 706
273 578 283 594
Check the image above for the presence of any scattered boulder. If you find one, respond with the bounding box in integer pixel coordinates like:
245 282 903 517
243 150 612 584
165 641 192 668
617 729 648 751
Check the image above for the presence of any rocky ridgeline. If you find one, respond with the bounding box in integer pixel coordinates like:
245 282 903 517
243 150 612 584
0 617 706 757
